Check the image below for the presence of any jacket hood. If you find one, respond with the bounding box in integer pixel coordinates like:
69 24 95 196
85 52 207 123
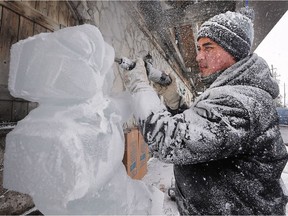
210 53 279 99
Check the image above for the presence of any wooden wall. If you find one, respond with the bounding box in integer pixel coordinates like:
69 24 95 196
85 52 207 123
0 1 79 123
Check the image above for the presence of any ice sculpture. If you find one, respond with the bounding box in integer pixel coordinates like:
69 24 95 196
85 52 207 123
3 24 163 214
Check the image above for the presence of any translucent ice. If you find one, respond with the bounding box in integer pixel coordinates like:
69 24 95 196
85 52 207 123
4 24 163 214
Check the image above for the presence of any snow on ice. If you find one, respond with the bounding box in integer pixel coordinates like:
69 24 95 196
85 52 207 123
3 24 163 215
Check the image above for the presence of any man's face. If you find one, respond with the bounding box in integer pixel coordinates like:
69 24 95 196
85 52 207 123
196 37 236 77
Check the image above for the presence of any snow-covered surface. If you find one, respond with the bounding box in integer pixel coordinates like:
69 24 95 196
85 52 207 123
3 24 163 215
142 158 179 216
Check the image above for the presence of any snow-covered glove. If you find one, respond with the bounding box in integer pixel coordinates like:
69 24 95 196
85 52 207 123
153 73 182 110
145 62 172 86
119 58 166 120
121 58 150 93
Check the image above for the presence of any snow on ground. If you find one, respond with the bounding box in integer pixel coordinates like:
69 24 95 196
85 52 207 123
142 158 179 215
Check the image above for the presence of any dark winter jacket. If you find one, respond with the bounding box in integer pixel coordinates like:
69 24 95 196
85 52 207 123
139 54 288 215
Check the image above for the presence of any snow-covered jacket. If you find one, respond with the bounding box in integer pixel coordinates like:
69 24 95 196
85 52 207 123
138 54 288 215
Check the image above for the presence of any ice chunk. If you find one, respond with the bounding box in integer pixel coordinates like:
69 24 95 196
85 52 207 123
4 24 163 215
8 25 111 104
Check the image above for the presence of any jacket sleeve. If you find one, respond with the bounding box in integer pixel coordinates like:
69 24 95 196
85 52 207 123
138 93 251 165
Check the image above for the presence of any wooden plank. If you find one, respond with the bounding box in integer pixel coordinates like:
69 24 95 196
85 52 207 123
66 1 81 25
21 0 36 8
18 16 34 41
47 0 59 24
0 8 19 86
58 1 68 27
67 9 77 27
0 1 60 31
35 0 48 16
34 23 47 35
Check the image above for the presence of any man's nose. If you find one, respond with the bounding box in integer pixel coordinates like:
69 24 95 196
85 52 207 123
196 51 203 62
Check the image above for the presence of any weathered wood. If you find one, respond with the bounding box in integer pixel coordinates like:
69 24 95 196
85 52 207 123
20 0 36 9
47 0 59 24
58 1 68 27
67 9 77 26
35 0 48 16
66 1 82 25
0 1 60 31
0 8 19 86
19 16 34 41
33 23 47 35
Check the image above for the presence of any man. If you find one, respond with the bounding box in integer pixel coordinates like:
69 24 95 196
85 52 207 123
121 7 288 215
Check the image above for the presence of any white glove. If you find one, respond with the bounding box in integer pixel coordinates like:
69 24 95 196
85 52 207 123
119 58 165 120
121 58 150 94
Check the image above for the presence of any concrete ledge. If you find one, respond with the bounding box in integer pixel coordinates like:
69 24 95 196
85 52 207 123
0 191 34 215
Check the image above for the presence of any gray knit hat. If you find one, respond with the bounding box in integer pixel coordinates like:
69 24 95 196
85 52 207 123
197 7 254 61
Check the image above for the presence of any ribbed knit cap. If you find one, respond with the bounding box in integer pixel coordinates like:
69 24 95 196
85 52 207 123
197 7 255 61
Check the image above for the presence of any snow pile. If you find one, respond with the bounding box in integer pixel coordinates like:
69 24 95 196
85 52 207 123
3 24 163 215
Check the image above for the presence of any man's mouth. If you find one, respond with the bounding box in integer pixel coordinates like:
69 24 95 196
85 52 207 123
197 61 206 69
198 65 207 71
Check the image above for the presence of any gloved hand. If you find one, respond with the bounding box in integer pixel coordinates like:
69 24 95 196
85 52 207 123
119 57 165 121
145 62 172 86
153 73 180 110
153 73 191 113
121 58 150 94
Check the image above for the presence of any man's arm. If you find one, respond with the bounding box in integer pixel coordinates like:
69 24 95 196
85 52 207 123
134 88 251 165
120 58 250 165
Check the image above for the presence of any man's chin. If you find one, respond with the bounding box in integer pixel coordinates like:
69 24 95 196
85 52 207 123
200 71 210 77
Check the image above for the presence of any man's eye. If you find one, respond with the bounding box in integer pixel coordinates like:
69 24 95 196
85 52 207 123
205 47 213 51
